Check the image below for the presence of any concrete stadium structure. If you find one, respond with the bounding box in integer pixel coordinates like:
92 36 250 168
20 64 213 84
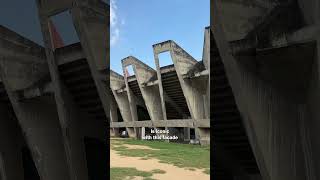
0 0 108 179
212 0 320 179
110 27 210 145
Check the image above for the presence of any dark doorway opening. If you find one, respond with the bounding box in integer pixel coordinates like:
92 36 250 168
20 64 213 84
117 108 124 122
137 105 150 121
22 147 40 180
190 128 196 140
84 137 107 180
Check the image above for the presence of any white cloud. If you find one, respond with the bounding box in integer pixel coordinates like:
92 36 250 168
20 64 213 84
111 28 119 46
110 0 117 27
110 0 120 46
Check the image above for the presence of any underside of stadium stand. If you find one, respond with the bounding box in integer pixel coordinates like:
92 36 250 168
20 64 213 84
0 0 108 179
110 27 210 145
212 0 320 179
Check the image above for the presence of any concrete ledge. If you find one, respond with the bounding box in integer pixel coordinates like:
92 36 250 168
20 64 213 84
134 121 153 127
153 120 194 127
194 119 210 128
110 121 134 128
110 119 210 128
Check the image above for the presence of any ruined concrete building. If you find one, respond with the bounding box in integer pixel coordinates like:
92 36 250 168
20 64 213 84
110 27 210 145
212 0 320 179
0 0 108 179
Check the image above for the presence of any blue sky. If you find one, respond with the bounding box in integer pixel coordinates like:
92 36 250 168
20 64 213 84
0 0 108 46
111 0 210 74
0 1 43 45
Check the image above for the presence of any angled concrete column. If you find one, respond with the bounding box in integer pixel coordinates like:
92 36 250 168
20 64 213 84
110 70 136 138
122 56 187 121
122 56 171 139
122 58 148 138
203 27 211 119
35 2 100 179
203 27 210 72
71 0 109 120
304 2 320 179
0 83 70 180
213 0 317 179
110 92 119 137
122 56 163 122
0 30 71 179
0 104 24 180
153 39 210 144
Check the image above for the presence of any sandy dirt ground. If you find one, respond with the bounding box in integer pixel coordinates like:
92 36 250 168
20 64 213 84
110 143 210 180
121 144 160 150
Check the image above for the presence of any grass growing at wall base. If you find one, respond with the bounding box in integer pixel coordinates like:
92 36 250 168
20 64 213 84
111 138 210 174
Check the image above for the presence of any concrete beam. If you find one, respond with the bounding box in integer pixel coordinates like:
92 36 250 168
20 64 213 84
20 81 54 100
70 1 109 122
110 70 136 137
153 39 210 144
122 56 163 124
203 27 210 70
55 43 86 65
0 32 48 91
36 2 103 178
0 25 43 49
0 24 91 177
110 119 210 128
36 0 73 17
213 0 319 178
110 91 119 137
70 0 108 70
216 0 270 41
0 79 71 180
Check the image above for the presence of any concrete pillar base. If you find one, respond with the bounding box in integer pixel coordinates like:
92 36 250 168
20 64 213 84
184 127 191 142
126 127 136 138
198 128 210 145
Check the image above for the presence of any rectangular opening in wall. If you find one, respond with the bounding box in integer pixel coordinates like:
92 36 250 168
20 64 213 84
158 52 173 67
48 10 80 49
124 65 134 78
84 137 107 180
158 52 191 120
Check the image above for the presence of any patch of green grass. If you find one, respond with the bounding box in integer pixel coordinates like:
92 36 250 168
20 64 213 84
186 167 196 171
140 157 151 160
110 167 166 180
110 167 152 180
111 139 210 174
150 169 166 174
203 168 210 174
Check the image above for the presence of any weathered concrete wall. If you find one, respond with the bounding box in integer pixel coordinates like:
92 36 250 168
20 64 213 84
305 40 320 179
216 0 271 41
34 1 109 179
213 0 320 179
0 104 24 180
110 27 210 144
153 40 210 144
110 70 136 137
122 56 163 123
0 0 109 179
110 93 119 137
